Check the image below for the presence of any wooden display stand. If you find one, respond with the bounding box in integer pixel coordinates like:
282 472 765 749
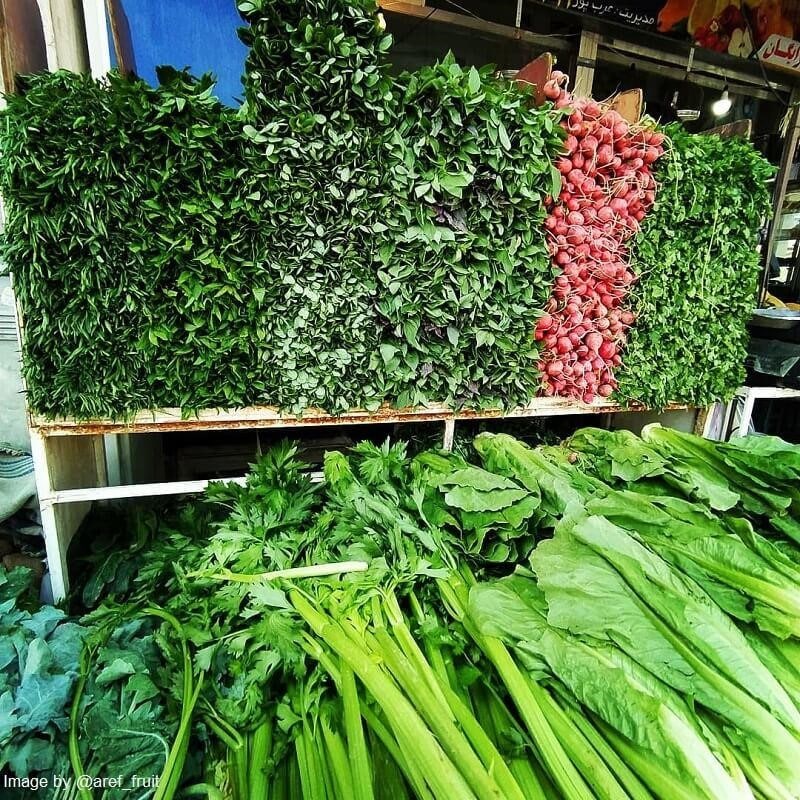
20 57 699 603
28 397 690 602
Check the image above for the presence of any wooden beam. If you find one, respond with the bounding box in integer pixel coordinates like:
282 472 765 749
599 36 792 96
760 86 800 304
379 1 573 52
702 119 753 139
0 0 48 94
39 0 88 72
598 45 778 101
574 29 599 97
81 0 110 77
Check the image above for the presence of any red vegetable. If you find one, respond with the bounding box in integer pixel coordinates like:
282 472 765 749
537 87 664 402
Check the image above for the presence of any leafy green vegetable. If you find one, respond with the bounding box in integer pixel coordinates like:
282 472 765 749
62 427 800 800
470 571 747 800
619 125 775 408
72 618 178 799
0 566 86 787
1 1 561 420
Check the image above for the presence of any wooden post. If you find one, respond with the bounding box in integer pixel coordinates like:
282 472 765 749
38 0 88 72
574 29 599 98
442 419 455 451
0 0 48 94
760 86 800 304
80 0 110 77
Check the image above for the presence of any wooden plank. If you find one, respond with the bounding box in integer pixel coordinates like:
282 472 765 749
379 1 573 52
574 30 599 97
597 45 781 102
31 398 690 436
610 89 642 124
104 0 131 74
44 434 106 491
515 52 553 106
46 472 329 505
80 0 111 78
0 0 48 93
45 477 248 505
693 406 710 436
702 119 752 139
736 386 800 399
42 0 88 72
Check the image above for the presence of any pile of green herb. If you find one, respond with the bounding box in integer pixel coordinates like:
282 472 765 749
376 57 563 407
618 125 774 408
0 0 560 419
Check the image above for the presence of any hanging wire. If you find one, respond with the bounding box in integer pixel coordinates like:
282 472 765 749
438 0 485 21
392 6 437 47
739 8 792 110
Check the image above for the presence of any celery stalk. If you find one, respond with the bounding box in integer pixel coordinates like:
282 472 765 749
368 622 512 799
248 717 274 800
291 590 477 800
321 715 353 798
439 574 594 800
556 698 653 800
360 705 434 800
472 687 548 800
340 662 375 800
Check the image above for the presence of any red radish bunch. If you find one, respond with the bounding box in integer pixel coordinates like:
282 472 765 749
536 71 664 403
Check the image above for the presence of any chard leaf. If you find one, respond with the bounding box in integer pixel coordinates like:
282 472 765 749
444 485 527 512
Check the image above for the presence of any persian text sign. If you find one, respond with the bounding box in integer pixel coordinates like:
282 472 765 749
758 33 800 73
539 1 658 28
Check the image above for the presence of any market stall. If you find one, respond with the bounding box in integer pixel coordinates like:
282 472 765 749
0 0 797 797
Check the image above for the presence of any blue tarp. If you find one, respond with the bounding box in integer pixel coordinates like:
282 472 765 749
109 0 248 106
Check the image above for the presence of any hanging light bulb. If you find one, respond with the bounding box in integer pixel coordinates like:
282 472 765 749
712 84 732 117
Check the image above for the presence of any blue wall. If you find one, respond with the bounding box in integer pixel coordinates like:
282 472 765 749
109 0 248 106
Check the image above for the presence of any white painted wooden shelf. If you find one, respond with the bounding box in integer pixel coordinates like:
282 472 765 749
724 385 800 438
28 397 690 602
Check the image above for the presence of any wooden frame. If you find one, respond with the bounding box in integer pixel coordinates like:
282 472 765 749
28 395 691 602
725 385 800 439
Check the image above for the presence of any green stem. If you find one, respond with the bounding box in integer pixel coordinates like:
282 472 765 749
290 590 477 800
531 681 631 800
557 696 654 800
321 715 353 798
438 574 593 800
360 706 434 800
69 645 95 800
341 662 375 800
471 686 548 800
297 721 328 800
231 738 249 800
368 622 510 800
248 716 274 800
145 606 203 800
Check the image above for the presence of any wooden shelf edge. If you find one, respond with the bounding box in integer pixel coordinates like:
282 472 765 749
30 398 691 436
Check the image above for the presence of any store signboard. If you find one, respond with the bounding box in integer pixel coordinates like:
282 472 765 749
540 0 800 60
538 1 660 28
758 33 800 73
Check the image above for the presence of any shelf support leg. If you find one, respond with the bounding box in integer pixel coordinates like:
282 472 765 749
29 429 68 603
442 419 455 452
734 389 756 439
